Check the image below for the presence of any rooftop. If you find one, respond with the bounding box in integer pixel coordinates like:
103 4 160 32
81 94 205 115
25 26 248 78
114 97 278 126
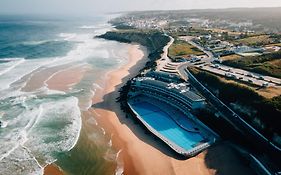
133 77 204 102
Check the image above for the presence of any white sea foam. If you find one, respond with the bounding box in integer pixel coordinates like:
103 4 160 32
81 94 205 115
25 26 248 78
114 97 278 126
0 32 98 92
0 24 121 93
0 92 81 174
0 57 56 91
115 149 124 175
0 121 8 128
0 20 131 174
24 97 82 157
78 82 101 111
0 105 43 162
101 127 106 135
0 146 43 175
79 25 98 29
92 83 102 90
21 40 58 46
0 58 25 76
58 33 78 41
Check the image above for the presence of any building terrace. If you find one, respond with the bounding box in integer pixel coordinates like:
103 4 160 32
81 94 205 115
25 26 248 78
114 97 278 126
126 72 218 157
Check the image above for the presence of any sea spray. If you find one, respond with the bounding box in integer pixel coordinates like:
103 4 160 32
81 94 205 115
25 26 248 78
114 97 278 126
0 15 134 175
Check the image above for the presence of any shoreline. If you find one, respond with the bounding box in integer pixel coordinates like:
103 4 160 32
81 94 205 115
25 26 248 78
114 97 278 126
43 43 147 175
91 43 208 175
91 42 255 175
91 44 148 174
43 41 255 175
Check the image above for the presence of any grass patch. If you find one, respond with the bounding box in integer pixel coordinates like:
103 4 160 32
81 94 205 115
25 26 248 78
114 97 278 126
220 54 242 61
223 50 281 78
251 59 281 78
233 35 273 46
188 67 281 139
168 40 204 59
258 87 281 99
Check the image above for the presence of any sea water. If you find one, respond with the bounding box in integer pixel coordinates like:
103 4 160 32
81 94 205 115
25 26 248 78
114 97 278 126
0 14 129 175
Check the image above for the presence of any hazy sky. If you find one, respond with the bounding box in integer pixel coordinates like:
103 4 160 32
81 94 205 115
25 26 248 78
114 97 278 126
1 0 281 16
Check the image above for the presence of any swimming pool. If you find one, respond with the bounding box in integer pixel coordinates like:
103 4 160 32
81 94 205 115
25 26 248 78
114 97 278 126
130 101 204 151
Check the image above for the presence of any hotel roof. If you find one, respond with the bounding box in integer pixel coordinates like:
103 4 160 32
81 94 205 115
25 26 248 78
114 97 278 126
133 77 204 102
146 71 181 80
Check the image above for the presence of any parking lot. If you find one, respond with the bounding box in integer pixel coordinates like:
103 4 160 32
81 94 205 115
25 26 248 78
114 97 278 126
192 62 281 87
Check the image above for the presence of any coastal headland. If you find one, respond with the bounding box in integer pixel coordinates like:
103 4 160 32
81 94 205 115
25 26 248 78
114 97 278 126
2 7 281 175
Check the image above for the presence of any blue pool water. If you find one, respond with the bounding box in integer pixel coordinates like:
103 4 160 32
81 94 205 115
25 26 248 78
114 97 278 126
131 102 204 150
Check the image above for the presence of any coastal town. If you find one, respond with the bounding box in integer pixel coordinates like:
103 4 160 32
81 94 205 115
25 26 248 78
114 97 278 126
100 8 281 175
1 1 281 175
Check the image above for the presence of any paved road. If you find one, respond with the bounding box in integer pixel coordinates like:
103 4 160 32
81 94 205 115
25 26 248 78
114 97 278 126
175 38 281 152
178 36 281 87
179 36 214 60
156 36 174 71
195 63 279 87
156 34 281 173
178 63 281 153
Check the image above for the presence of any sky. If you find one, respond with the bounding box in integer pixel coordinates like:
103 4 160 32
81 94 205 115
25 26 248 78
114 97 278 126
1 0 281 16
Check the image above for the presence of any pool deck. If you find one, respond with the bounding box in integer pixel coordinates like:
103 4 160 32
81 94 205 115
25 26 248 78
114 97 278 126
127 96 218 157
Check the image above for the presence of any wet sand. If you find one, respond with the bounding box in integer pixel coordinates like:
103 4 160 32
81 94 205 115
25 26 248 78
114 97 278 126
46 65 90 91
22 64 89 92
21 63 89 175
40 65 89 175
44 164 64 175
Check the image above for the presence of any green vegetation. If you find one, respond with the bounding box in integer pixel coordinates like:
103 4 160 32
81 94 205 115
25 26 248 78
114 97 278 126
223 51 281 78
233 35 274 46
98 30 170 70
189 67 281 142
168 27 211 38
168 39 204 60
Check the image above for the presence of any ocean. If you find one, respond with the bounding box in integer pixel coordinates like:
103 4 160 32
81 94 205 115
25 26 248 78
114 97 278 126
0 14 129 175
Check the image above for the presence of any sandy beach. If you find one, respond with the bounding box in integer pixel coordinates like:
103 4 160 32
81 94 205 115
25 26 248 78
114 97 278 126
91 44 254 175
42 43 254 175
